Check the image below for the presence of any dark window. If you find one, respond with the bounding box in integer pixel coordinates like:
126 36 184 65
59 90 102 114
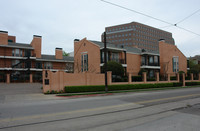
35 62 42 69
25 50 31 57
81 54 88 72
25 61 31 68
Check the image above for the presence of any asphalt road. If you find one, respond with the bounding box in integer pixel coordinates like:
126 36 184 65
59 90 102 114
0 85 200 131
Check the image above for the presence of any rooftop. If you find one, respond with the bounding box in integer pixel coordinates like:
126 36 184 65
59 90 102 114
89 40 159 55
36 55 74 62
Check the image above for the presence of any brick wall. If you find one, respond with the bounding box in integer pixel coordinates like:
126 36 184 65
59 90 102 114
43 70 106 93
159 41 187 75
74 38 101 73
31 36 41 58
0 32 8 45
126 53 141 75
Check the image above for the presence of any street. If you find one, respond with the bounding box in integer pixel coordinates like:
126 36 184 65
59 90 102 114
0 84 200 131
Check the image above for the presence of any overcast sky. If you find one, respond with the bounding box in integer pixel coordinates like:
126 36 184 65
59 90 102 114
1 0 200 57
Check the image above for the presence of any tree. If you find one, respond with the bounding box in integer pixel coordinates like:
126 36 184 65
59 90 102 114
63 51 69 56
102 61 124 77
188 60 200 74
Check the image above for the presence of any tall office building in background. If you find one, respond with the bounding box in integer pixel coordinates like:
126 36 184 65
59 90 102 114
102 22 175 52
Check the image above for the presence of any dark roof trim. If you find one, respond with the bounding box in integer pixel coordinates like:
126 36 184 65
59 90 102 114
56 47 62 50
33 35 42 38
0 30 8 33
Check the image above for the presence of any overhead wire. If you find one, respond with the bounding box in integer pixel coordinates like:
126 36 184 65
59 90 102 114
100 0 174 26
100 0 200 36
175 8 200 25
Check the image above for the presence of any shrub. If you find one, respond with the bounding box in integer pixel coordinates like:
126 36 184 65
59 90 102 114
112 75 128 82
173 82 182 87
185 76 191 80
170 76 177 81
65 83 174 93
138 69 147 76
147 78 156 81
102 61 124 77
185 82 200 86
132 76 142 82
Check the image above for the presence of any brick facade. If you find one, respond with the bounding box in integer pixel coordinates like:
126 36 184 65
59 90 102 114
159 40 187 75
74 38 101 73
0 31 74 83
74 38 187 77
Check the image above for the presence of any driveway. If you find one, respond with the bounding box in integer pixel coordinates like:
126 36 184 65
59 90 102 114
0 83 57 104
0 83 43 95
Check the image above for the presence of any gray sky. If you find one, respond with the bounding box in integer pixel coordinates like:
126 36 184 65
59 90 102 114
1 0 200 57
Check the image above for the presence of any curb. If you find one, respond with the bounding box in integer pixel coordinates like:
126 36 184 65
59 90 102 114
56 93 113 98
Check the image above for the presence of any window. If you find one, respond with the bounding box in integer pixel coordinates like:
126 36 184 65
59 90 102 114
44 62 52 69
15 49 20 57
149 56 153 64
81 53 88 72
25 61 32 68
172 57 179 72
12 60 22 68
149 70 154 78
35 62 42 69
141 56 146 65
12 49 15 56
12 49 22 57
111 52 119 63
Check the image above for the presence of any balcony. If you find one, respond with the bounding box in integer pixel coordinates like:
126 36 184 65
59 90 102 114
141 62 160 69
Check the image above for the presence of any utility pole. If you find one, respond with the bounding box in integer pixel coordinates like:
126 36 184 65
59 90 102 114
104 32 108 92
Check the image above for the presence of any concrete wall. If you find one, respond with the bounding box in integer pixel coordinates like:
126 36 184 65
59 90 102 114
159 41 187 75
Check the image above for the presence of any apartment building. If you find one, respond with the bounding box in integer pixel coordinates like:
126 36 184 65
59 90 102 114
74 38 187 78
102 22 175 52
0 30 74 83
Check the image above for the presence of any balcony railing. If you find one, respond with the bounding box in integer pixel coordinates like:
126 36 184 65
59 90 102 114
141 63 160 66
101 59 126 64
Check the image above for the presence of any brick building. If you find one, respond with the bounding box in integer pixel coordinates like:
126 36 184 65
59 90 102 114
74 38 187 78
102 22 175 52
0 31 74 83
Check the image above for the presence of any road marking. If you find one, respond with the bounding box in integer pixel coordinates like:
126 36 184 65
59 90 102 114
135 93 200 104
1 93 200 123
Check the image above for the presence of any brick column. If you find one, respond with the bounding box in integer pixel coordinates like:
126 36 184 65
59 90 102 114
182 73 185 86
107 71 112 85
167 74 170 82
177 73 180 82
156 72 159 82
143 72 147 83
190 73 193 81
128 73 132 84
30 74 33 83
6 74 10 84
199 73 200 81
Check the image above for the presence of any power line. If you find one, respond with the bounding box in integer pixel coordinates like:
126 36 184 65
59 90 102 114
159 25 174 29
101 0 200 36
100 0 174 26
176 25 200 36
175 8 200 25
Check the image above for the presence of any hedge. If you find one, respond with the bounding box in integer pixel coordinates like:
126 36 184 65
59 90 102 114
65 83 175 93
185 82 200 86
64 82 200 93
132 76 142 82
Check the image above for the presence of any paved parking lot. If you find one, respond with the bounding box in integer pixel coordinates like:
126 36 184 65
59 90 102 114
0 83 57 104
0 83 43 95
